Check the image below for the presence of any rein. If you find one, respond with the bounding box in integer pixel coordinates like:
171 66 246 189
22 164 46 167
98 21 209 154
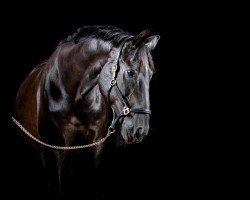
12 117 115 150
12 42 151 150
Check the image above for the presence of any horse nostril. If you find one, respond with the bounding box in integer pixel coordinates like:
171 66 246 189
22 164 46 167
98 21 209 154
135 127 143 139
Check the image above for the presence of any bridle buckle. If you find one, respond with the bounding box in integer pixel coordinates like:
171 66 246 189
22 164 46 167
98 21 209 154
112 65 117 72
110 79 116 86
122 107 131 115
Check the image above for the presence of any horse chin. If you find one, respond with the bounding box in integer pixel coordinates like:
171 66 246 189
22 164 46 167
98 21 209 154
116 123 146 147
120 127 143 145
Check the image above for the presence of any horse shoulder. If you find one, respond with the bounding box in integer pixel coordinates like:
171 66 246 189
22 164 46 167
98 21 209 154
15 64 46 139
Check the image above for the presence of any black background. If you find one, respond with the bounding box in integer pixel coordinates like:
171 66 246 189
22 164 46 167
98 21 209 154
0 4 227 199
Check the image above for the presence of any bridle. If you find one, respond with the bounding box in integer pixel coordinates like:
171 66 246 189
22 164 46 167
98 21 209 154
12 40 151 150
107 48 151 133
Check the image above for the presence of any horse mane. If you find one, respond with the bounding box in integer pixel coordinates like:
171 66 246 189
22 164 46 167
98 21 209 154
58 25 133 47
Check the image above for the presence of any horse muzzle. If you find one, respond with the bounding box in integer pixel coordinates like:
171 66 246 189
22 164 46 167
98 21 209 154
121 115 149 144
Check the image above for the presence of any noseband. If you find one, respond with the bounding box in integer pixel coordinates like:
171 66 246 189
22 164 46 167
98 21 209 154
107 48 151 132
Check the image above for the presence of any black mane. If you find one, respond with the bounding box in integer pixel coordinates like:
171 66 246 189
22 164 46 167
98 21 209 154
59 25 133 47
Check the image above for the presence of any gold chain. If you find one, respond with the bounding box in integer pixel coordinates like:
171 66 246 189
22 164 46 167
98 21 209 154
11 117 115 150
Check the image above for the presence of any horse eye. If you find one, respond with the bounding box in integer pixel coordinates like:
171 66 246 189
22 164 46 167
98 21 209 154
127 70 135 77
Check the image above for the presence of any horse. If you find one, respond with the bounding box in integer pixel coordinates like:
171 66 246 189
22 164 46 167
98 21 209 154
13 25 160 197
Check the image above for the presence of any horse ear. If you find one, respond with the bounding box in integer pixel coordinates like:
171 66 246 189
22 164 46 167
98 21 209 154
132 29 151 47
143 35 160 50
132 30 160 50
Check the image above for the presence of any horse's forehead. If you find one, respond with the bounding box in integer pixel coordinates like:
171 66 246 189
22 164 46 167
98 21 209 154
123 53 153 74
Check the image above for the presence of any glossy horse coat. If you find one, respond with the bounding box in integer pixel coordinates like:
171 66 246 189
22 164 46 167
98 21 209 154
14 25 160 196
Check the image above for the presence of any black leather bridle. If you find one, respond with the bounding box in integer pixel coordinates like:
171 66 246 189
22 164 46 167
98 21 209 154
107 46 151 132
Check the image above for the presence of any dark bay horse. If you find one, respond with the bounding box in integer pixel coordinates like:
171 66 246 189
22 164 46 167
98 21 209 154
14 25 160 196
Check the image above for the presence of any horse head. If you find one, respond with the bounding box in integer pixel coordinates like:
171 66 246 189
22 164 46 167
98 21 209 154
99 30 160 144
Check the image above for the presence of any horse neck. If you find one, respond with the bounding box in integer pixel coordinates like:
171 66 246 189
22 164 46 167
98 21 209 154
49 41 109 88
44 40 113 114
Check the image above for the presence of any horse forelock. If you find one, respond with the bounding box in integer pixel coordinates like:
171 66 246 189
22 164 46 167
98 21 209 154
120 42 155 75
